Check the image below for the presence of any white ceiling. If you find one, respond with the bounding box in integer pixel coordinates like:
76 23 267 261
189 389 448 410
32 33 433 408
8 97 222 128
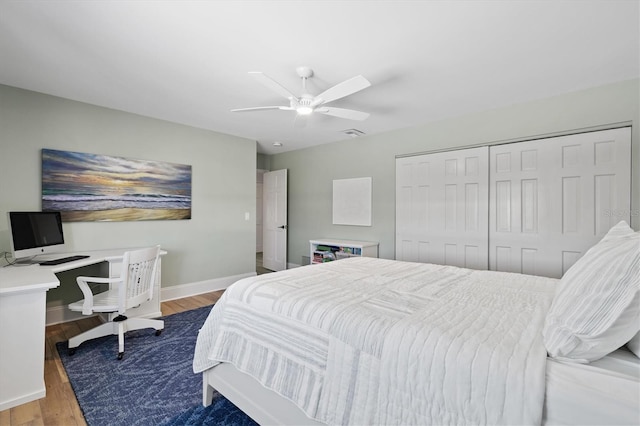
0 1 638 155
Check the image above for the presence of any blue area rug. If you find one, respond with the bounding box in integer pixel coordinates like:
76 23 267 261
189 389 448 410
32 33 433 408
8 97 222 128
56 305 257 426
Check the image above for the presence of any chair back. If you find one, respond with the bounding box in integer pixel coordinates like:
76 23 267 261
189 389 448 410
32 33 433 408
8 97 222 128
118 246 161 312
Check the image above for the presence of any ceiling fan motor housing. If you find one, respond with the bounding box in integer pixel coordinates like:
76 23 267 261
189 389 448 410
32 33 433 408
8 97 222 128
296 95 314 115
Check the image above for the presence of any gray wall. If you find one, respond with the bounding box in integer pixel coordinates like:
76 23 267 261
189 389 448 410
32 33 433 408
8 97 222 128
0 84 257 306
257 153 271 171
271 79 640 266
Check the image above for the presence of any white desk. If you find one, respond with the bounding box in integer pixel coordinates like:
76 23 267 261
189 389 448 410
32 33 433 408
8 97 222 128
0 248 165 411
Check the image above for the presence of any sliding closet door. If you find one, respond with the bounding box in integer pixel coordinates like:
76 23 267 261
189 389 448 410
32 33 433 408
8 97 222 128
489 127 631 278
396 147 489 269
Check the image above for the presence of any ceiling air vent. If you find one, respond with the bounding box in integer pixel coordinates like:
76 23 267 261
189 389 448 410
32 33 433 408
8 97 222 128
342 129 365 138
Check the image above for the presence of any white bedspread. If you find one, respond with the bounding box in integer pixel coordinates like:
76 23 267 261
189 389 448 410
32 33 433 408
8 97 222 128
194 257 557 425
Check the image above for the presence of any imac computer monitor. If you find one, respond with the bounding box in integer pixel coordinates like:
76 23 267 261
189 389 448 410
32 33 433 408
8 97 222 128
7 211 66 261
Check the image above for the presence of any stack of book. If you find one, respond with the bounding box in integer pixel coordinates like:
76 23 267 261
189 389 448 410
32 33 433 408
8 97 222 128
313 245 338 263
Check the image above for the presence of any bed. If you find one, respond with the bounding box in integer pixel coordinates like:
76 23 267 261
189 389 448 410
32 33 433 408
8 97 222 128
193 223 640 425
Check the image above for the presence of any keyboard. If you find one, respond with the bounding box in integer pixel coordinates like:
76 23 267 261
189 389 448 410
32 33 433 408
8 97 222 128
39 255 90 266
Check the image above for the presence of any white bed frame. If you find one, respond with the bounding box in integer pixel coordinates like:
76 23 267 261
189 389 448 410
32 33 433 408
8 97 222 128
203 363 323 425
203 351 640 426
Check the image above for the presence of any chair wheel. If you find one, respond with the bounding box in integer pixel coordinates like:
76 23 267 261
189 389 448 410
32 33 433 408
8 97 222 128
155 329 163 336
117 352 124 360
68 348 76 356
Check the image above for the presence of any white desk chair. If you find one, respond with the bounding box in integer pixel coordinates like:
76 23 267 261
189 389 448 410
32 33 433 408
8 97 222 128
67 246 164 360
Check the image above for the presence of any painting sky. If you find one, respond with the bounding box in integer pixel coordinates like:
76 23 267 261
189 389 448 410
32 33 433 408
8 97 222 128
42 149 191 197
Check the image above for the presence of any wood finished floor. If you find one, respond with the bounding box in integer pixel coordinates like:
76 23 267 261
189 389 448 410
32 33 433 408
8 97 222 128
0 290 225 426
256 251 273 275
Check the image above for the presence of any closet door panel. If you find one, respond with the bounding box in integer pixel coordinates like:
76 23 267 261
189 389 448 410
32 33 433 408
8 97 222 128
489 127 631 278
490 142 543 274
396 147 488 269
550 128 630 276
396 159 436 263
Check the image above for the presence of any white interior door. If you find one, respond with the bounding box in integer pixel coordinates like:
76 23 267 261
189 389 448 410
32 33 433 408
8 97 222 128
263 169 288 271
256 170 266 253
396 147 489 269
489 127 631 278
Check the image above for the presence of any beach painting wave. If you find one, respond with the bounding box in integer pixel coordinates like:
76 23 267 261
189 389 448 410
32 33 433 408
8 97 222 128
42 149 192 221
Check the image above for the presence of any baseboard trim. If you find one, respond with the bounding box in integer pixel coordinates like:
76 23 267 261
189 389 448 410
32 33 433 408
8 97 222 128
0 388 46 412
160 272 255 302
46 272 256 325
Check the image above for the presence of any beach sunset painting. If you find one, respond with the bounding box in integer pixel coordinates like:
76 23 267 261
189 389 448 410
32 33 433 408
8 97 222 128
42 149 191 221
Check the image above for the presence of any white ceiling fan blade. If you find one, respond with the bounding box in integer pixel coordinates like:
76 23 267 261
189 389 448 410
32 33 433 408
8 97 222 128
249 72 297 100
316 107 370 121
313 75 371 105
231 106 294 112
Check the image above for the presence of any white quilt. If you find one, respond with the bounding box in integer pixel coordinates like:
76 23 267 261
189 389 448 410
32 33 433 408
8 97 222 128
193 257 557 425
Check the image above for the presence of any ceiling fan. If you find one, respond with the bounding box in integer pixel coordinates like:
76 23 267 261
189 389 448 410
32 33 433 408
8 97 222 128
231 66 371 121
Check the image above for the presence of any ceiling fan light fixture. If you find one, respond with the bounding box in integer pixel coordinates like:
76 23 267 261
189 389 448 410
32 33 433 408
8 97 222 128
296 106 313 115
233 68 371 122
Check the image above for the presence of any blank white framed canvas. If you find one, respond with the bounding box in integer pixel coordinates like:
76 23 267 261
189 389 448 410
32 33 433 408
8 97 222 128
333 177 372 226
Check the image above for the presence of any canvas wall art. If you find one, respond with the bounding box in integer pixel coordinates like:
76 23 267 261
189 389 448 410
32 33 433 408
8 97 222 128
332 177 372 226
42 149 192 222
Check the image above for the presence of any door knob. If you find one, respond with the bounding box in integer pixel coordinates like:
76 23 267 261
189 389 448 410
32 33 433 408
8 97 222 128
278 225 288 230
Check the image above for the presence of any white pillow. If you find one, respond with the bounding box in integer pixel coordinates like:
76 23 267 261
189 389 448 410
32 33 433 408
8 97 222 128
543 221 640 362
